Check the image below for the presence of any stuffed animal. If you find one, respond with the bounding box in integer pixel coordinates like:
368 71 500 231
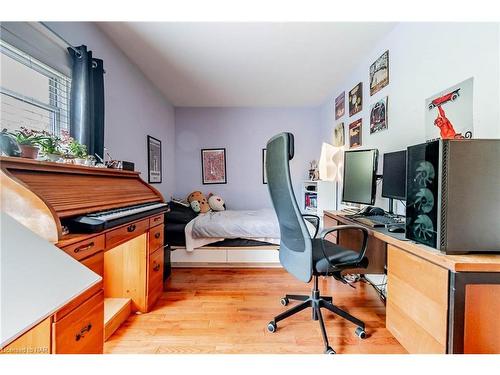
190 200 201 213
208 193 225 211
187 191 210 213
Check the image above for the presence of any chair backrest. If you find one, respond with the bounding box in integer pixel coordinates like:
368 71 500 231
266 133 312 283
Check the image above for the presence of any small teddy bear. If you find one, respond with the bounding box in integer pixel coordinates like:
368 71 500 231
187 191 211 214
208 193 225 211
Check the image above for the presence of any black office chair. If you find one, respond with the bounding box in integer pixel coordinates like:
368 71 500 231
265 132 370 354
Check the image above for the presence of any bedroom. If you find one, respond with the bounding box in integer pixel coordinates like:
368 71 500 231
1 0 500 372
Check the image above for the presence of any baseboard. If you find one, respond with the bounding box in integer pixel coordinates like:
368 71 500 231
172 262 282 268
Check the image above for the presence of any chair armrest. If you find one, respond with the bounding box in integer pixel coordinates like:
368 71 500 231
319 225 369 270
302 214 320 238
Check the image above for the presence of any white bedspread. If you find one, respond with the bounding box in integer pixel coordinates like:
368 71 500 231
184 209 315 252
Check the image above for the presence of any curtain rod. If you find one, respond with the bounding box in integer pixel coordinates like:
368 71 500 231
40 22 82 57
39 22 105 72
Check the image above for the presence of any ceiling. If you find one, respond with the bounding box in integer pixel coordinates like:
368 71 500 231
98 22 396 107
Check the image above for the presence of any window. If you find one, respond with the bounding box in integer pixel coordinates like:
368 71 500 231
0 40 71 136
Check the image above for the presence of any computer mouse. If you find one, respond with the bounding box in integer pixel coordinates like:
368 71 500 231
388 226 405 233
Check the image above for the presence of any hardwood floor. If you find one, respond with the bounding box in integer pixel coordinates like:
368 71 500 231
104 268 407 354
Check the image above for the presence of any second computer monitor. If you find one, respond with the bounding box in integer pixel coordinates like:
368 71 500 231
342 149 379 205
382 150 407 200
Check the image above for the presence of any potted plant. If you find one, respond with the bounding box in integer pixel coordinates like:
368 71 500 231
38 132 63 162
68 139 88 165
9 127 44 159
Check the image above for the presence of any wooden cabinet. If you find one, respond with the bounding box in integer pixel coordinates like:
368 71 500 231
149 224 164 254
1 318 51 354
105 219 149 249
104 234 148 312
149 213 164 227
148 247 164 308
61 235 104 261
52 291 104 354
386 245 449 353
81 251 104 276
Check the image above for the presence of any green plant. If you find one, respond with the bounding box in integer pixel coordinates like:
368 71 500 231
68 139 88 158
9 127 44 146
38 133 62 155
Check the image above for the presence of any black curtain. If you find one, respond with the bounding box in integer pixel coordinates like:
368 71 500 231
69 45 105 158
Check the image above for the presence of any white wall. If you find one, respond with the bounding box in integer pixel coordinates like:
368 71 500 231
319 22 500 212
45 22 176 199
174 107 323 209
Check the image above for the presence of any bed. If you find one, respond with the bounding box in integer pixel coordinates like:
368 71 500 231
184 209 281 251
164 201 314 253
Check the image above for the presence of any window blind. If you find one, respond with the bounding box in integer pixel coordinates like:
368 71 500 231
0 40 71 136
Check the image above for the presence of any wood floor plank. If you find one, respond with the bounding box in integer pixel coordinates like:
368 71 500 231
104 268 406 354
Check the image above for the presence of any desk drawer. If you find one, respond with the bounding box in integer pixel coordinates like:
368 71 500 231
149 213 164 227
148 247 164 310
62 235 104 261
386 245 448 353
81 251 104 277
149 224 164 254
106 219 149 249
52 291 104 354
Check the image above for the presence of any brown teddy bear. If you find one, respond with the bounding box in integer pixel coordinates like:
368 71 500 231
187 191 211 214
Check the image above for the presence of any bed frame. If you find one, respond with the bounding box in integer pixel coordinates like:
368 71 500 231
170 244 281 268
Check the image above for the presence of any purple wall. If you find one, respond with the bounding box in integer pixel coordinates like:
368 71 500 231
174 107 322 209
45 22 176 199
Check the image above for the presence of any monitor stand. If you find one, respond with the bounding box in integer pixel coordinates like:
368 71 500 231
388 198 395 215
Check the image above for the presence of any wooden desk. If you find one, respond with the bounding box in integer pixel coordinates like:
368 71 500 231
1 157 168 354
324 211 500 354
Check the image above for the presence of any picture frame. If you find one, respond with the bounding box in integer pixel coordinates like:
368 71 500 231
334 91 345 120
333 122 345 147
201 148 227 184
370 96 388 134
262 148 267 184
349 119 362 148
370 50 389 96
147 135 162 183
349 82 363 116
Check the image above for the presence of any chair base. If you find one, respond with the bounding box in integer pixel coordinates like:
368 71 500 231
267 275 367 354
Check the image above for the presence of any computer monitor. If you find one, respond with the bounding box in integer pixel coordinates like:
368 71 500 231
342 149 379 205
382 150 407 200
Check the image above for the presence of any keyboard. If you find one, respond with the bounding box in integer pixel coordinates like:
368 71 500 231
68 202 168 233
353 215 402 228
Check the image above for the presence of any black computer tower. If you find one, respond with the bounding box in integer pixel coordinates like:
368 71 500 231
406 139 500 254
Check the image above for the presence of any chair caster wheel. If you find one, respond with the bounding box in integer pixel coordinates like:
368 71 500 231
267 321 277 333
280 297 289 306
355 327 367 339
325 346 336 354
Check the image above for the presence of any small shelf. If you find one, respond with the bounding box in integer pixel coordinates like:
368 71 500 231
104 297 131 341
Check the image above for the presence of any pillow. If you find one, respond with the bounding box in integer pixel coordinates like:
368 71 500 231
166 201 198 224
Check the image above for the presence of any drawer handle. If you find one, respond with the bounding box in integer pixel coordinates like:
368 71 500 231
153 217 161 222
74 242 94 253
75 323 92 341
153 263 161 272
127 224 136 232
154 232 161 239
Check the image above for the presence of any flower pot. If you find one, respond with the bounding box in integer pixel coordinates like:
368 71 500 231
19 145 39 159
75 158 87 165
45 153 61 162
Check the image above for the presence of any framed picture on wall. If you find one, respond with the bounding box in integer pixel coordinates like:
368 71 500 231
349 82 363 116
370 96 388 134
370 50 389 96
262 148 267 184
147 135 162 183
334 91 345 120
349 119 362 148
201 148 227 184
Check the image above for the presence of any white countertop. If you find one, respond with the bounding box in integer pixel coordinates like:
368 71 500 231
0 213 102 348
